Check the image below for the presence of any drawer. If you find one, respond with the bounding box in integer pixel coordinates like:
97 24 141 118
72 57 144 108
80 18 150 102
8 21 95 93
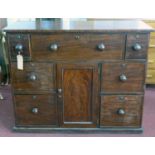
11 62 55 91
125 33 149 59
31 33 125 61
101 62 145 93
100 95 143 127
7 34 31 60
14 94 58 126
146 69 155 84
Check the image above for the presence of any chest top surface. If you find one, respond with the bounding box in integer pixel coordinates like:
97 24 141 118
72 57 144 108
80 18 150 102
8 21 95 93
3 19 154 32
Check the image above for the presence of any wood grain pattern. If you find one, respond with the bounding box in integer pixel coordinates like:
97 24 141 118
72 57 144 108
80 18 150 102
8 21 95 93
126 33 149 59
11 62 55 92
101 62 145 93
14 94 58 126
100 95 143 127
57 63 99 128
4 19 152 131
7 34 31 60
31 33 124 61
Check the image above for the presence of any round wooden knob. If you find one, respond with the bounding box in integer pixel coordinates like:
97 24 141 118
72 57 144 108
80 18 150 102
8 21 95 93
32 108 38 114
15 43 23 52
117 108 125 115
29 73 37 81
50 43 58 51
132 43 142 51
97 43 105 51
119 74 127 82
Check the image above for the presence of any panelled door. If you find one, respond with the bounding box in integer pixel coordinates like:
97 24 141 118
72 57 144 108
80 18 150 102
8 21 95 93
57 63 99 128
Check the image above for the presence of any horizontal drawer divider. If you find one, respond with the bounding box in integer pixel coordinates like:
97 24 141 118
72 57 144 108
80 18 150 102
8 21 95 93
100 92 144 95
13 90 57 95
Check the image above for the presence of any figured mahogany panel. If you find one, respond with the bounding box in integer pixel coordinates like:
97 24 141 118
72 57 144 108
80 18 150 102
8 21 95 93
57 63 99 128
14 94 58 126
100 95 143 127
101 62 145 93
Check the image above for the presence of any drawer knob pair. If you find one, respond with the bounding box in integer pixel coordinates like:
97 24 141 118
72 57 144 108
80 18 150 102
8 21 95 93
50 43 58 51
117 108 125 115
119 74 127 82
32 108 38 114
132 43 142 51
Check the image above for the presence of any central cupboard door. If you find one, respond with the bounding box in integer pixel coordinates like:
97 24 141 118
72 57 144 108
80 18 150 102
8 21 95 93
57 64 99 128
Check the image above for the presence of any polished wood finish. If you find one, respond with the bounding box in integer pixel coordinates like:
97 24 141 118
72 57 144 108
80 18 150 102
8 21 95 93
4 19 153 132
100 95 143 127
57 63 99 128
101 62 145 93
14 94 58 126
126 33 150 59
31 34 125 61
4 19 153 32
7 34 31 60
11 62 55 92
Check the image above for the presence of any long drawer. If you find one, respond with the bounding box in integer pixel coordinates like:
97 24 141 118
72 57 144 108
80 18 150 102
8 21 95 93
31 33 125 61
101 62 145 93
14 94 58 126
100 95 143 127
11 62 56 92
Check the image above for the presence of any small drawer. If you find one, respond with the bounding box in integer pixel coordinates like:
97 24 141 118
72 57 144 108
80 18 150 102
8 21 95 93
125 33 149 59
11 62 55 91
146 69 155 84
100 95 143 127
14 94 58 126
31 33 124 61
7 34 31 60
101 62 145 93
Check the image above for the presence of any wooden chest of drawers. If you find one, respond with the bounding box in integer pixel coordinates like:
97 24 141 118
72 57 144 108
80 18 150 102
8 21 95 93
4 19 153 133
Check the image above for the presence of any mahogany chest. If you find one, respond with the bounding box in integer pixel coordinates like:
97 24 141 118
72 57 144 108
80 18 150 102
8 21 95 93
4 19 153 133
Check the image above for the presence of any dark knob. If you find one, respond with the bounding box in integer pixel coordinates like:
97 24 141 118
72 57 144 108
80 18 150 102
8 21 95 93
117 108 125 115
32 108 38 114
119 74 127 82
50 43 58 51
29 73 37 81
15 43 23 52
132 43 142 51
97 43 105 51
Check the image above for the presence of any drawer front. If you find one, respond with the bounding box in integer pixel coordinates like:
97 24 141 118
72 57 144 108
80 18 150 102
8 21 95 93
11 62 55 91
7 34 31 60
146 69 155 84
126 33 149 59
101 62 145 93
100 95 143 127
14 94 58 126
31 33 124 61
